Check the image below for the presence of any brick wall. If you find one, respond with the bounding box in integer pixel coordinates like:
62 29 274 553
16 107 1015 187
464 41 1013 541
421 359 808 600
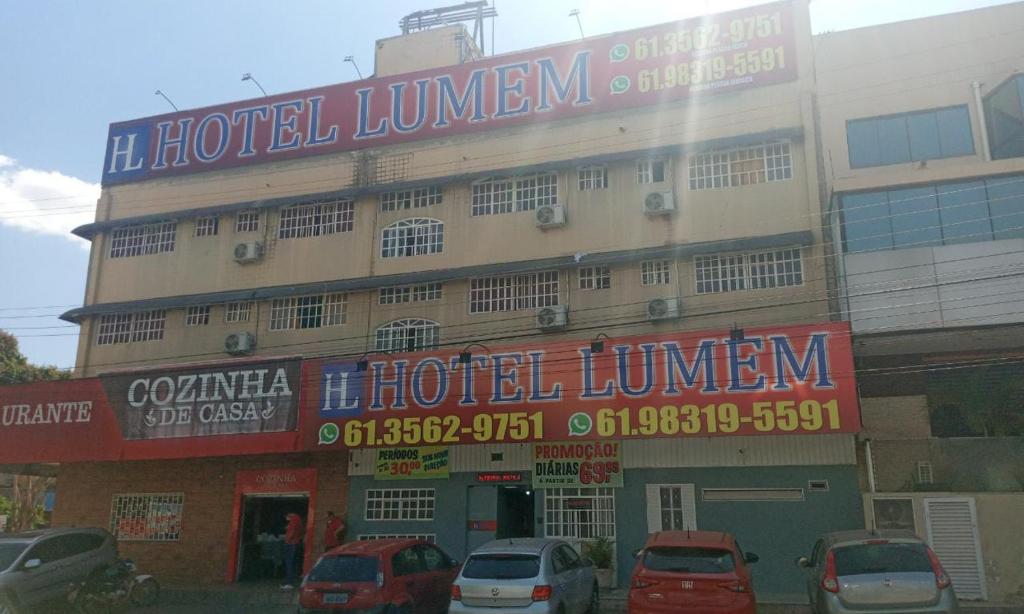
52 452 348 585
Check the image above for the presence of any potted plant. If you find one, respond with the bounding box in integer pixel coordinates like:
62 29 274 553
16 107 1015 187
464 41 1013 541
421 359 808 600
583 536 615 588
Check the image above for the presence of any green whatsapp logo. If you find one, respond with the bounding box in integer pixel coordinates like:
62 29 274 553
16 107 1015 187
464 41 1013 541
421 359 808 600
609 43 630 63
568 412 593 437
318 423 340 445
610 76 630 95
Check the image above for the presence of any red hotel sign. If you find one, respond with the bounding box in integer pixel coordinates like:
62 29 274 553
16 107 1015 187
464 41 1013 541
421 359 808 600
307 322 859 449
102 2 797 185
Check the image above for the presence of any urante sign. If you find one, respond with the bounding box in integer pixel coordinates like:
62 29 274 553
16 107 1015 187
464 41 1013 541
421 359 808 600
309 322 859 449
102 1 797 185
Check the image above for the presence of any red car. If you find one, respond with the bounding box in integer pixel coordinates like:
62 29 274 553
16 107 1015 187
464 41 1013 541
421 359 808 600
628 531 759 614
299 538 460 614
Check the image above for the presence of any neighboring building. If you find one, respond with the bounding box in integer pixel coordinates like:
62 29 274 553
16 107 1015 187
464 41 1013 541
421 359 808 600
1 0 868 601
817 2 1024 603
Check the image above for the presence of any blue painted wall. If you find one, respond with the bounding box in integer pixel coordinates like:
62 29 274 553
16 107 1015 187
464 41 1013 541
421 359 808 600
347 464 862 602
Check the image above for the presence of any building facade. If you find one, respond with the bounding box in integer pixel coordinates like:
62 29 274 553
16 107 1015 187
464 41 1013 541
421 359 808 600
816 2 1024 603
6 0 979 603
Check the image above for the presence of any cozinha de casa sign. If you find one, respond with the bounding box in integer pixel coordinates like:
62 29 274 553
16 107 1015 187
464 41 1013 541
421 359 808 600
308 322 859 449
101 2 796 185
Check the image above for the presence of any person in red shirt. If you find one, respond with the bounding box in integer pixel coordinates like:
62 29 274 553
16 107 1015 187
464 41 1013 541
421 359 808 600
324 511 345 550
281 512 304 590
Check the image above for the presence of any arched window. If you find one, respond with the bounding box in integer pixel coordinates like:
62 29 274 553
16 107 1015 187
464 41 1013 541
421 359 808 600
380 218 444 258
375 319 441 353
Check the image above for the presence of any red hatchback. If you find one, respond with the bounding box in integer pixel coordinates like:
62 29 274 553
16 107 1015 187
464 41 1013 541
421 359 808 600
628 531 759 614
299 538 460 614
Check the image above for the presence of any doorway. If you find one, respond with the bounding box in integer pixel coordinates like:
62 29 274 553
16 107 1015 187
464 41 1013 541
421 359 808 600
236 494 309 582
497 486 535 539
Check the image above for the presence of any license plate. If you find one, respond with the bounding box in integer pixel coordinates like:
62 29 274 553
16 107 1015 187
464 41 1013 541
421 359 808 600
323 593 349 604
680 581 694 590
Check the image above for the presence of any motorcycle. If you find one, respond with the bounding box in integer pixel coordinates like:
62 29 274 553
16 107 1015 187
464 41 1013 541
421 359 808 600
67 558 160 613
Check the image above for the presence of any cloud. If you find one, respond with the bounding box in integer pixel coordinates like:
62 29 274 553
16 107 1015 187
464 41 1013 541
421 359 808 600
0 155 99 248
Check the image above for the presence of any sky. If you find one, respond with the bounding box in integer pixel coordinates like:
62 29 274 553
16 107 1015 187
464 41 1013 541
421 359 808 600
0 0 1017 370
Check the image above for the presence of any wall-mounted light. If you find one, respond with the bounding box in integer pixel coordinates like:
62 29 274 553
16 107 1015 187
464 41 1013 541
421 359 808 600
458 343 491 365
590 332 611 354
729 324 745 341
241 72 269 97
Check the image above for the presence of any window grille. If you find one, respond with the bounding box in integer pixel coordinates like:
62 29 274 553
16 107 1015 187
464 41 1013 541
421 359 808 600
235 210 260 233
641 260 672 286
184 305 210 326
577 166 608 191
689 142 792 190
194 216 219 237
578 266 611 290
278 199 354 239
375 319 441 353
268 294 346 330
637 159 667 184
365 489 435 521
380 218 444 258
224 301 253 323
110 493 183 542
695 248 803 294
544 488 616 540
96 310 166 345
472 173 557 216
109 222 177 258
469 271 559 314
380 186 443 211
379 283 442 305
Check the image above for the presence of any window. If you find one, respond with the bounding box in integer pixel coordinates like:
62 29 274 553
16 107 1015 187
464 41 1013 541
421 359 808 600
840 175 1024 252
392 548 426 576
689 142 792 190
472 173 558 216
695 248 803 294
465 554 541 579
184 305 210 326
109 222 177 258
637 158 667 184
847 106 975 168
578 266 610 290
268 293 346 330
365 489 435 521
379 283 442 305
544 488 616 540
278 198 354 239
358 534 436 543
655 485 696 531
380 218 444 258
96 310 166 345
235 210 260 233
380 186 443 211
375 319 440 353
194 216 219 237
224 301 253 323
985 75 1024 160
469 271 559 314
641 260 671 286
109 493 183 542
577 166 608 190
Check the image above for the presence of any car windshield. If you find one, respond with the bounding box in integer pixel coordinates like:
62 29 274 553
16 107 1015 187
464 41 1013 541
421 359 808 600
0 542 29 571
307 555 379 583
643 547 736 574
834 542 933 576
462 554 540 579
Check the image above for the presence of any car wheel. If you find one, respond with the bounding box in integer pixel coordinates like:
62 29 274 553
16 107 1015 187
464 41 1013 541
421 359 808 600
585 584 599 614
130 576 160 607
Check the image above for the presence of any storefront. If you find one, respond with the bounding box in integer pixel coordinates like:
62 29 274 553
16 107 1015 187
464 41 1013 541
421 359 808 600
306 322 865 600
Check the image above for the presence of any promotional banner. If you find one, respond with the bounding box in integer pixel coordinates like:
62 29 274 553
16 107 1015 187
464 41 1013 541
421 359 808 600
533 442 623 488
309 322 860 450
99 358 301 440
102 2 798 185
374 446 451 480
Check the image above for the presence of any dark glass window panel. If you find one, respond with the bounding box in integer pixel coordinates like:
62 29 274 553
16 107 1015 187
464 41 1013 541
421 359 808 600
937 181 991 244
888 187 941 248
986 175 1024 240
907 112 941 161
842 191 892 252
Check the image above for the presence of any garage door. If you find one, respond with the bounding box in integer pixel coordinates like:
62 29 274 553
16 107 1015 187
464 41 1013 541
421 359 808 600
924 497 987 600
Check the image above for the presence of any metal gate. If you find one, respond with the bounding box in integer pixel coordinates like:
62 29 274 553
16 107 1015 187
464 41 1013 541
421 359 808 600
924 497 987 601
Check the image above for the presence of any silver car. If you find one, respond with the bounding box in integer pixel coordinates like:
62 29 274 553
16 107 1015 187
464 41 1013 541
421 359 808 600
449 538 597 614
0 527 118 614
797 530 959 613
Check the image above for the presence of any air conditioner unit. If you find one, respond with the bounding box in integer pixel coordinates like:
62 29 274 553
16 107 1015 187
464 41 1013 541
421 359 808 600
534 203 567 228
224 332 256 355
535 304 568 330
647 297 681 321
233 241 264 263
643 191 676 215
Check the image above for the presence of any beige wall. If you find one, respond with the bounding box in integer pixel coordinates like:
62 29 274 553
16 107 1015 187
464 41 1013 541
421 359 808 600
374 25 477 77
815 1 1024 194
75 1 826 374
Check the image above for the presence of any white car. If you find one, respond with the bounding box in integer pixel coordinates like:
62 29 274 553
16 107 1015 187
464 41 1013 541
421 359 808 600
450 538 598 614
